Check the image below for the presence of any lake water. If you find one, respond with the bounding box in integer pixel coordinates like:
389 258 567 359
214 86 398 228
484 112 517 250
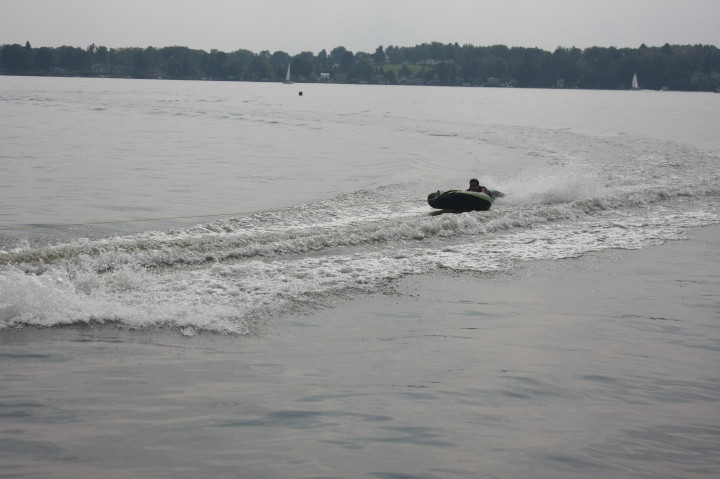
1 76 719 478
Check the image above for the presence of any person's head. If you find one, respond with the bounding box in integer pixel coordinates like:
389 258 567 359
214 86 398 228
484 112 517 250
469 178 480 187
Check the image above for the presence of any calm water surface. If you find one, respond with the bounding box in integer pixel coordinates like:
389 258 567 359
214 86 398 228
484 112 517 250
0 77 719 478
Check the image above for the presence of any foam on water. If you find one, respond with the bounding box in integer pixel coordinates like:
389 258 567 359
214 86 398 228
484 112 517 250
2 157 717 334
2 80 719 334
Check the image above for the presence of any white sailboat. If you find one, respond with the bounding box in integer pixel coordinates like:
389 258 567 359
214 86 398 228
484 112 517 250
283 62 293 84
631 73 639 90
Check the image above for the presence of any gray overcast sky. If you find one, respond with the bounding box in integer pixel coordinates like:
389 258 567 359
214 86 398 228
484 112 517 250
2 0 719 54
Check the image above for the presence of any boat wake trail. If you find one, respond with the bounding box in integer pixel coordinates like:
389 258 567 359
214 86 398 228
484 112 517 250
1 131 718 334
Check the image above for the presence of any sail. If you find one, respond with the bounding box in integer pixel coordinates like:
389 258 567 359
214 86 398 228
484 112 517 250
284 63 293 84
632 73 639 89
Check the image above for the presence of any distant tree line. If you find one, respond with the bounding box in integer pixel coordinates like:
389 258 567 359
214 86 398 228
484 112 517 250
2 41 719 91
